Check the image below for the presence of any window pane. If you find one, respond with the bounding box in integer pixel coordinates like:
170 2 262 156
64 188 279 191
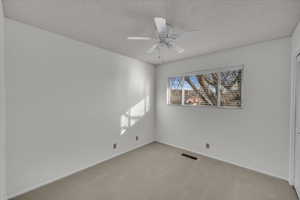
168 77 183 105
220 69 242 107
183 73 218 106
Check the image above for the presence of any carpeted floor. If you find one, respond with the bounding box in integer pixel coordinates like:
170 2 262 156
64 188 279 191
12 142 298 200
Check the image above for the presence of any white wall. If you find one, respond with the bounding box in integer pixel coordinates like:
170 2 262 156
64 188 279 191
156 38 291 180
294 59 300 194
290 21 300 186
293 22 300 55
0 1 6 200
5 19 155 198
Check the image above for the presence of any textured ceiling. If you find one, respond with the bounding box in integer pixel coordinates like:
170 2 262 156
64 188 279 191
3 0 300 64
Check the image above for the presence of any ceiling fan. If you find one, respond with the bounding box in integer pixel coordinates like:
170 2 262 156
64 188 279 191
127 17 184 55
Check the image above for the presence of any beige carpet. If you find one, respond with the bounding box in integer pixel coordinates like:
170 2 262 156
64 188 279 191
12 142 298 200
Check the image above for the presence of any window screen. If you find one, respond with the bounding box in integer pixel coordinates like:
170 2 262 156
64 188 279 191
220 69 242 107
183 73 218 106
168 77 183 105
167 66 243 108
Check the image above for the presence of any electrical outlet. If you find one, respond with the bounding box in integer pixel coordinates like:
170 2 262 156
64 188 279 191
113 143 117 149
136 136 139 141
206 143 210 149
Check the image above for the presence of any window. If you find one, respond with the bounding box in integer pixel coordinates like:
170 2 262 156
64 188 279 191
168 77 183 105
167 66 243 108
220 69 242 107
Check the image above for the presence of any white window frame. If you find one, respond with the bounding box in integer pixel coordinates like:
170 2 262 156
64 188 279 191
166 65 245 109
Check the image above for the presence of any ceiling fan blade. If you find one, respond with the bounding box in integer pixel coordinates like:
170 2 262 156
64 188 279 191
154 17 167 33
147 43 159 54
173 44 184 54
127 36 152 40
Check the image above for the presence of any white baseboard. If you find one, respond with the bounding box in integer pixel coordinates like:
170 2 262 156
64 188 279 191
8 140 154 199
9 139 288 199
157 140 288 182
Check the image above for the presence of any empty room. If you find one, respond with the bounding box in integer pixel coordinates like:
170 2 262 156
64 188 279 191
1 0 300 200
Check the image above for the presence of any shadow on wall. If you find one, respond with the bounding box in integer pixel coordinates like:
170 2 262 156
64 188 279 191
120 96 150 135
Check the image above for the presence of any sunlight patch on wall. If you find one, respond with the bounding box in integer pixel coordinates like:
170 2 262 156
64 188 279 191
120 96 150 135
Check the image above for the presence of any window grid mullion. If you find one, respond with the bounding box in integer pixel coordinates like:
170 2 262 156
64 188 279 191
181 76 185 105
217 72 221 107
